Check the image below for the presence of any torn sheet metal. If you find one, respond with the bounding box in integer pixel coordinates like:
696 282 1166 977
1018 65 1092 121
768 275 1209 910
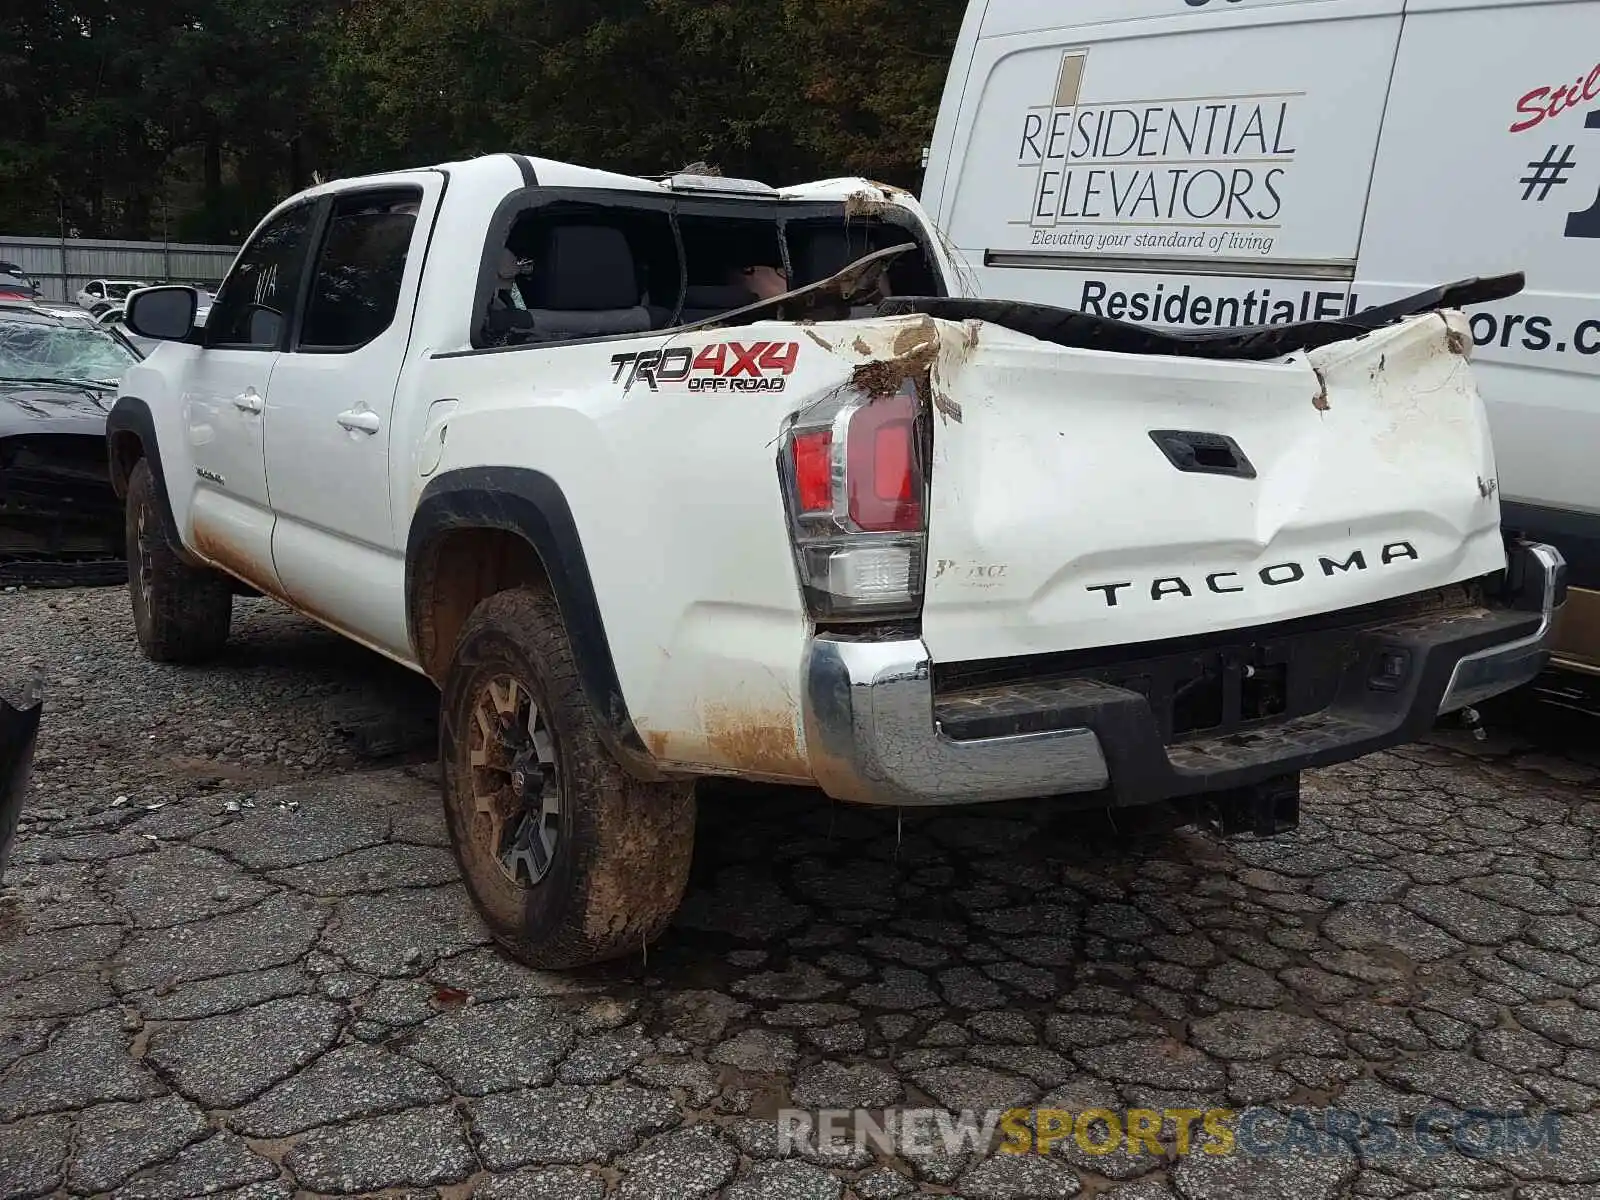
877 274 1524 361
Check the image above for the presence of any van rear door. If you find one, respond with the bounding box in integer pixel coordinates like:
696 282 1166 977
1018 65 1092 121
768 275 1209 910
922 0 1404 326
1356 0 1600 648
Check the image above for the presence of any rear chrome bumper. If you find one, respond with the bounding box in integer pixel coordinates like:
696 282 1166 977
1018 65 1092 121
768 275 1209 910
1438 542 1566 714
803 541 1566 808
803 637 1111 807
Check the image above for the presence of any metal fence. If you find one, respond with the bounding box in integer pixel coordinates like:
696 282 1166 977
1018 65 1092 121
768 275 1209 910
0 235 241 304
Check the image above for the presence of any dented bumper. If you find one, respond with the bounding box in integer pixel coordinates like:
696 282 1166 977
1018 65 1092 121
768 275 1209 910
802 541 1565 808
1437 542 1566 713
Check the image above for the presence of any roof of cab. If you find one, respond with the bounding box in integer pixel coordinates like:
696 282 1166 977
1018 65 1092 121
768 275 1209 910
296 152 909 209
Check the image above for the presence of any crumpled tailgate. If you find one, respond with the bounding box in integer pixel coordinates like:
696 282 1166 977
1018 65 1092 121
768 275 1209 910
918 309 1507 665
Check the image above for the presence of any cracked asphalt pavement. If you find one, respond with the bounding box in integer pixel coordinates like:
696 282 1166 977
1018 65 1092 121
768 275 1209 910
4 588 1600 1198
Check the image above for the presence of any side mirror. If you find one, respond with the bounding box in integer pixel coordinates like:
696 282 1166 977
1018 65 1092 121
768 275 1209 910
125 285 199 342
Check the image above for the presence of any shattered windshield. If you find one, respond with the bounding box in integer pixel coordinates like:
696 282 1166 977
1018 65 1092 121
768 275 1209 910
0 316 140 386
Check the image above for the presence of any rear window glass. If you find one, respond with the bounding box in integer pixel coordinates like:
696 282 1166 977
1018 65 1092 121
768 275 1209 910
473 191 946 349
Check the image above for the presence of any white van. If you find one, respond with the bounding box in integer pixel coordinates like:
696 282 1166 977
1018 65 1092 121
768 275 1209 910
922 0 1600 673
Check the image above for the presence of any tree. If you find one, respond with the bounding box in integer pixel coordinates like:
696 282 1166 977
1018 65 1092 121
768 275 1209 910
4 0 967 240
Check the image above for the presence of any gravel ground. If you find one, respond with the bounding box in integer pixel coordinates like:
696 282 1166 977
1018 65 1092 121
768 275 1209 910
1 585 439 816
3 584 1600 1199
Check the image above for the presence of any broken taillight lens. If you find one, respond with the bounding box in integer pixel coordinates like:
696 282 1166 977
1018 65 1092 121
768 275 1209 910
780 380 927 621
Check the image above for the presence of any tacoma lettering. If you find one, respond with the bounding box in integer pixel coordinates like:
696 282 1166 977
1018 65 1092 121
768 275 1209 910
1086 542 1418 607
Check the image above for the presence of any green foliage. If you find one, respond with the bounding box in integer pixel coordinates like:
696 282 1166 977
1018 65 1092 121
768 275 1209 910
5 0 966 240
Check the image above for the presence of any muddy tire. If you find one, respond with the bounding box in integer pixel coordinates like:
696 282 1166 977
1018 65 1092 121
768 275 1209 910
440 586 696 969
126 459 233 663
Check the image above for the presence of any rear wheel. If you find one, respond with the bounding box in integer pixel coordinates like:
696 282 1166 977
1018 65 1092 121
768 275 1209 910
440 586 696 969
126 459 232 663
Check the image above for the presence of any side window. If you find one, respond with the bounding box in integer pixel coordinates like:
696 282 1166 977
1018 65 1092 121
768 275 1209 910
297 188 421 352
477 199 677 348
87 282 103 297
206 203 316 350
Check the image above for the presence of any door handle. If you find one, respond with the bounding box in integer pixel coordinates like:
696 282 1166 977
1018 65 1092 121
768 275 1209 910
232 389 263 414
337 408 382 435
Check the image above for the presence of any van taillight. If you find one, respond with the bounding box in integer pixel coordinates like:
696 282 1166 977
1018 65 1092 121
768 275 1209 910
780 381 927 621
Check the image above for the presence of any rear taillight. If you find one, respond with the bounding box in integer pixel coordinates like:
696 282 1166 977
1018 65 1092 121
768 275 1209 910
779 380 927 621
847 397 920 533
793 430 834 514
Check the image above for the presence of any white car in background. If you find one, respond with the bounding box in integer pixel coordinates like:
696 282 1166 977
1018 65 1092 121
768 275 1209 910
76 280 147 316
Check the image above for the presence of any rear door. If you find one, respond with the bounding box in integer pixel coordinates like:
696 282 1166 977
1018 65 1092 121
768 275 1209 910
264 174 441 659
925 0 1405 324
1357 0 1600 598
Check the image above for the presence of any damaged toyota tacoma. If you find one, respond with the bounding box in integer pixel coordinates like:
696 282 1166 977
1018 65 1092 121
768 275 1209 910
105 154 1566 968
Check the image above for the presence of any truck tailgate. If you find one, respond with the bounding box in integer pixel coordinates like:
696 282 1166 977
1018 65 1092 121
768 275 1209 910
920 309 1506 664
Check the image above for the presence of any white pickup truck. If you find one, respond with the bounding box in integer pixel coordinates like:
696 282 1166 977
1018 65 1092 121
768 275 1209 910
109 153 1565 968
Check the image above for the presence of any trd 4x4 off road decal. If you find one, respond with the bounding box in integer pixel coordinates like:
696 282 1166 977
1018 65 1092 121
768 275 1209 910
610 341 799 392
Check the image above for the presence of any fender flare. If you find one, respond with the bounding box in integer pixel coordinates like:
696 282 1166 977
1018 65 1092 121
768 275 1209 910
406 466 661 780
105 396 189 556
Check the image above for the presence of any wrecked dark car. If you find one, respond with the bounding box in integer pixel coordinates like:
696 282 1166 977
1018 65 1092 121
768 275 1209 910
0 302 141 586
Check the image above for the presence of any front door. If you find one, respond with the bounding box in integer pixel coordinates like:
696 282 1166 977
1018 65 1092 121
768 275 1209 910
264 176 440 659
184 200 317 592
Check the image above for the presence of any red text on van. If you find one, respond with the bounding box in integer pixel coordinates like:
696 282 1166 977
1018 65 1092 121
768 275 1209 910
1512 63 1600 133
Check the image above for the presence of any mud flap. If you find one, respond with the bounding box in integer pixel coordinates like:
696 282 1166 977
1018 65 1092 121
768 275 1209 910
0 674 43 883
